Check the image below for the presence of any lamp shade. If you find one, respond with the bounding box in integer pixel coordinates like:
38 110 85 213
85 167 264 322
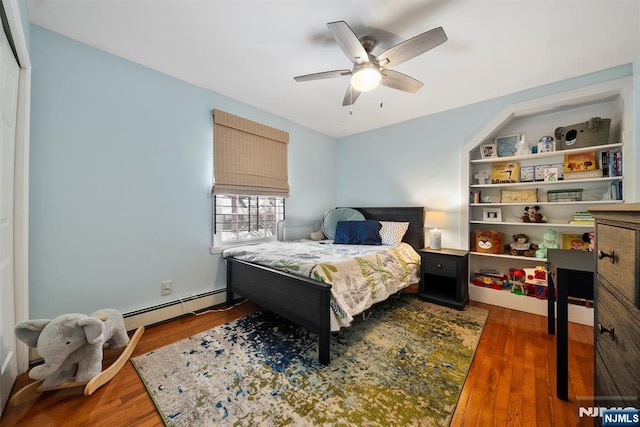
425 211 447 229
425 211 447 250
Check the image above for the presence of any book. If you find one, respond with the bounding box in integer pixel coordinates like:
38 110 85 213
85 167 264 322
470 191 481 204
564 169 603 180
543 166 560 182
535 163 563 181
491 162 520 184
571 212 593 219
602 148 623 177
561 233 589 250
564 151 596 173
520 166 534 182
601 151 609 176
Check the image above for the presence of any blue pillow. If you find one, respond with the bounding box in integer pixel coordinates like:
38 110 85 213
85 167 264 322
334 220 382 245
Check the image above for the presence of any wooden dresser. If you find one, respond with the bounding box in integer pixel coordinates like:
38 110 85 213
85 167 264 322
589 203 640 412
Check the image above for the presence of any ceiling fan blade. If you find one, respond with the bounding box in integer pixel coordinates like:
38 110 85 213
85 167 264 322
327 21 369 64
342 85 361 106
376 27 447 67
380 70 424 93
294 69 352 82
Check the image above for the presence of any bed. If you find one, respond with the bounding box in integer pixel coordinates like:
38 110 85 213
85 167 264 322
224 206 425 365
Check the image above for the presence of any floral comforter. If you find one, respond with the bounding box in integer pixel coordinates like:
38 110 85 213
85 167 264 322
223 240 420 331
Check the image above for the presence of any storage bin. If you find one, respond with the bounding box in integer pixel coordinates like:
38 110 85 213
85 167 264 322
547 189 583 202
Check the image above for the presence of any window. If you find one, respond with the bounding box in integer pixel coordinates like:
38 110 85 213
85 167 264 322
214 195 285 245
211 109 289 247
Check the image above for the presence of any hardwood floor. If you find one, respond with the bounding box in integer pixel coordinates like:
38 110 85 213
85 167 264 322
1 292 593 426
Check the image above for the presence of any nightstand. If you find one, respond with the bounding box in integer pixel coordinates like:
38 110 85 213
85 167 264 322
418 248 469 310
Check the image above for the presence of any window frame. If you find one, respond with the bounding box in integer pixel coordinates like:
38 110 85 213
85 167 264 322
212 194 285 250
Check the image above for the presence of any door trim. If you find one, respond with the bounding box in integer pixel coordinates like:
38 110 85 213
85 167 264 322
2 0 31 374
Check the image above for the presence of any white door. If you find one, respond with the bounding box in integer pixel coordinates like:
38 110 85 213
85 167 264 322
0 25 20 414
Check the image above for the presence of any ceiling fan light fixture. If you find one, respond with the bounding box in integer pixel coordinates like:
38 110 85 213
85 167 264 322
350 64 381 92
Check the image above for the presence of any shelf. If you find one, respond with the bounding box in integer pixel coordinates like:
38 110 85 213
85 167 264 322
470 251 547 262
470 200 624 207
464 78 631 321
468 285 593 325
470 176 623 188
470 142 622 164
470 220 594 228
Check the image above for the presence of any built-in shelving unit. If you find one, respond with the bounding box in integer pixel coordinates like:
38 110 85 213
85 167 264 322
460 77 635 325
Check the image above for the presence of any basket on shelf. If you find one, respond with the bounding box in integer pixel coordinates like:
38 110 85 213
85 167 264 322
547 189 583 202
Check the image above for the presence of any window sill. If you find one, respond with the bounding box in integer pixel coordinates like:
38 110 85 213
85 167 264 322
210 236 277 255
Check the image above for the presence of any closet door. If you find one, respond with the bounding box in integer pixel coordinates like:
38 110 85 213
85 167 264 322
0 24 20 415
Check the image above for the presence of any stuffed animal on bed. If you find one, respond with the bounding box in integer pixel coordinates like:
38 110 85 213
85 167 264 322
310 228 325 241
14 308 129 388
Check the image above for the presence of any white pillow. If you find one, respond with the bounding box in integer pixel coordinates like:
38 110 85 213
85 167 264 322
379 221 409 246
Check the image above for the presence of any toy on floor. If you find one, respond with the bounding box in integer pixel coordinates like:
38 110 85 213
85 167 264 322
10 309 144 405
15 308 129 388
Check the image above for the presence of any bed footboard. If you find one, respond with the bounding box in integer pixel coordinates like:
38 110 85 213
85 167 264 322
226 258 333 365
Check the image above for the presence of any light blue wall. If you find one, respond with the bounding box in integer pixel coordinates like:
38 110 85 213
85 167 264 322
29 25 337 318
17 0 29 49
336 65 634 249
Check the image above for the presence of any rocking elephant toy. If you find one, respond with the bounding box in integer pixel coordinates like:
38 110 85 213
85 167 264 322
14 308 130 388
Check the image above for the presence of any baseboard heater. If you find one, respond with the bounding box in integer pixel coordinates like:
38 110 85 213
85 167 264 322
123 289 228 331
27 289 228 363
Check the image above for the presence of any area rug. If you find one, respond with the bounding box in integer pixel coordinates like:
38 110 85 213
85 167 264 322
132 294 488 426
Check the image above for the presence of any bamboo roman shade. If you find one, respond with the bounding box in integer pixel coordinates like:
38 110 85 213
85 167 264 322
212 109 290 197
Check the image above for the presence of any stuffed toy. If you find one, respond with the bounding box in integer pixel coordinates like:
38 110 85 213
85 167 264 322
310 228 325 241
509 233 538 257
15 308 129 388
473 230 504 254
535 229 559 259
582 231 595 252
522 206 547 223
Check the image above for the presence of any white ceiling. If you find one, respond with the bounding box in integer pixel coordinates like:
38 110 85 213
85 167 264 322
27 0 640 138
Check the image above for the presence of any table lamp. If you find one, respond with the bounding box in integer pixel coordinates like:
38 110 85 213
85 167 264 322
425 211 447 250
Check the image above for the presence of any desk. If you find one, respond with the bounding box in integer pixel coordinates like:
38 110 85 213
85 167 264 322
546 249 594 401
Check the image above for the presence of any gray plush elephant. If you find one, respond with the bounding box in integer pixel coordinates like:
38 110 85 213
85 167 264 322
15 308 129 388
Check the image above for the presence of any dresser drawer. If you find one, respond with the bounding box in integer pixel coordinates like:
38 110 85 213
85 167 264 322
422 254 457 278
596 223 638 305
595 282 640 399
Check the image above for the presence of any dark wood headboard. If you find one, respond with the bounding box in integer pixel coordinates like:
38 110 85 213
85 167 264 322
353 207 425 251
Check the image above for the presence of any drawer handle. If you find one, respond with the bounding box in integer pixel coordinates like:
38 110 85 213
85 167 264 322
598 249 615 263
597 323 615 341
436 263 442 269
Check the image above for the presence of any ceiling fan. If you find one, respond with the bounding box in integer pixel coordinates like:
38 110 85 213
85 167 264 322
294 21 447 106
